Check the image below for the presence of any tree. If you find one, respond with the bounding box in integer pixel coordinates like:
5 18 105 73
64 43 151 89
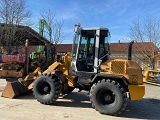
128 15 160 69
0 0 31 53
40 9 65 56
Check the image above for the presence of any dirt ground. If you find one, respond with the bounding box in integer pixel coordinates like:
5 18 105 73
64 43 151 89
0 79 160 120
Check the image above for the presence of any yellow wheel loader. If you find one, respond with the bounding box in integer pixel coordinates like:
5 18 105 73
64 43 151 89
1 24 145 116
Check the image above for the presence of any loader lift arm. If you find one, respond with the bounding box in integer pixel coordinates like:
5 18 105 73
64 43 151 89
1 52 69 99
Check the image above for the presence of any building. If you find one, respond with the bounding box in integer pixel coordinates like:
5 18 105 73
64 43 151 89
0 23 52 55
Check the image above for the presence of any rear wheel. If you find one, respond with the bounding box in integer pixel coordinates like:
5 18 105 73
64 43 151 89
90 79 127 116
33 74 61 104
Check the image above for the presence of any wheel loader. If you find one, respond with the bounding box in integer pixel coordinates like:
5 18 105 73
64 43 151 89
1 23 145 116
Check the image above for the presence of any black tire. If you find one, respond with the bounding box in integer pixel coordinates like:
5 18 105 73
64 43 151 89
33 74 61 104
62 86 75 94
90 79 127 116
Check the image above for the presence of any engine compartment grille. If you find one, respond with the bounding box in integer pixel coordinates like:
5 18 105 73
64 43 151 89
111 61 126 74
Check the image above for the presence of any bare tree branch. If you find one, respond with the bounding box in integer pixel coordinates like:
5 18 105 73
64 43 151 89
40 9 65 52
128 15 160 69
0 0 31 53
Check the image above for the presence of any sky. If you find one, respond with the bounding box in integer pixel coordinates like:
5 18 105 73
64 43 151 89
26 0 160 44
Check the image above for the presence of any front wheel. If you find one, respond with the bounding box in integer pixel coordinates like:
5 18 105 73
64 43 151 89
33 74 61 104
90 79 127 116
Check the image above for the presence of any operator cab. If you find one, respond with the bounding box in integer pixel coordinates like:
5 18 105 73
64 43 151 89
71 23 110 75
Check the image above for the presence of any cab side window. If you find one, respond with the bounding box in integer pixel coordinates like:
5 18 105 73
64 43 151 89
99 36 109 62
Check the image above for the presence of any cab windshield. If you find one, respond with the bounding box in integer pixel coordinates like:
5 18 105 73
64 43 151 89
78 30 96 60
72 30 96 60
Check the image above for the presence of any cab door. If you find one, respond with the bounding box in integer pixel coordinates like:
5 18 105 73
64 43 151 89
76 30 96 72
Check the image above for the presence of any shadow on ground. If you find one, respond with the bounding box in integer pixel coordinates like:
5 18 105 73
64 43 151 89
10 90 160 119
54 92 92 108
18 91 92 108
120 98 160 119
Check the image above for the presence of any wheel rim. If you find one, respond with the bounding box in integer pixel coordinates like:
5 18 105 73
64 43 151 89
37 81 51 95
97 88 116 106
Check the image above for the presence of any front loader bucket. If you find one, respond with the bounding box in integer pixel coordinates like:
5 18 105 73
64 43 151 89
1 67 42 99
1 81 27 99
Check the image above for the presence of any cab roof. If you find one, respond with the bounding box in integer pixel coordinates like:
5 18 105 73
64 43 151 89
82 27 109 31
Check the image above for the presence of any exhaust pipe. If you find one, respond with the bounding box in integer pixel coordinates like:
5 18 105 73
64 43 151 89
128 40 134 60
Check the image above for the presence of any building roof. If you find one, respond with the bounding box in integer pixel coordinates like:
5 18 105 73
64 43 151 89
0 23 51 46
56 42 159 53
56 44 72 52
110 42 159 53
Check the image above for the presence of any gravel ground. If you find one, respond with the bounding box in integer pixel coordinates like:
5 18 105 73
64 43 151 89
0 79 160 120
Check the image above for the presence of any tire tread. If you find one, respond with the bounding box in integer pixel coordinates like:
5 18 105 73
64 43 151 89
90 79 127 116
